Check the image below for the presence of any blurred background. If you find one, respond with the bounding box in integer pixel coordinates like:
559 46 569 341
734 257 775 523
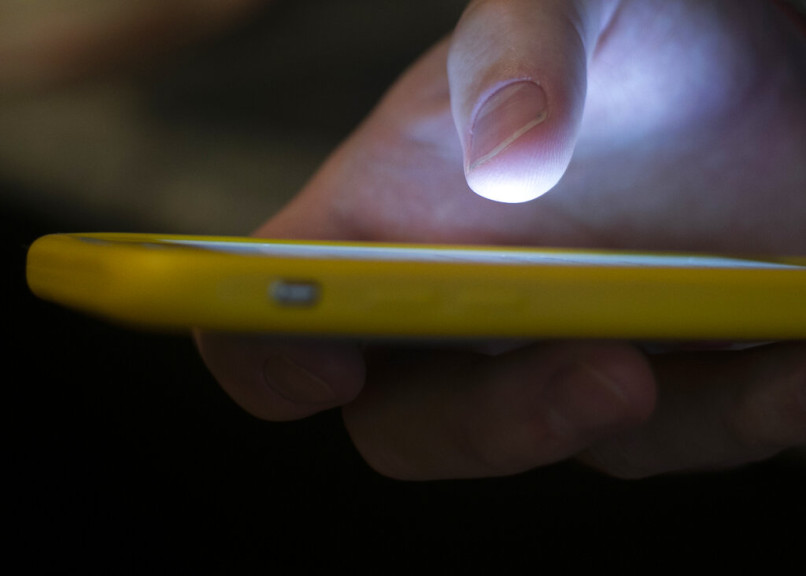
5 0 804 571
1 0 466 233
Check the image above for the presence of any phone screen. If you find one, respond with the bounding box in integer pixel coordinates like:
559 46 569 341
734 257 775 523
161 238 803 270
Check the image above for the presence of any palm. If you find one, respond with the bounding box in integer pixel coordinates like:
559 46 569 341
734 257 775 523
264 0 805 257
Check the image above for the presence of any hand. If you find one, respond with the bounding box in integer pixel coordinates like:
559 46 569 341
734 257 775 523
197 0 806 479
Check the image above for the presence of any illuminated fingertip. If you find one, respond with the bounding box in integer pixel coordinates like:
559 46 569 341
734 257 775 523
469 182 549 204
466 167 559 204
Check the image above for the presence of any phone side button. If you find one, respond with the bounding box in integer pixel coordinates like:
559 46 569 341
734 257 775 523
269 280 320 307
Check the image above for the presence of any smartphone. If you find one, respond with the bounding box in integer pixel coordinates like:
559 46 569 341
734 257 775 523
25 232 806 339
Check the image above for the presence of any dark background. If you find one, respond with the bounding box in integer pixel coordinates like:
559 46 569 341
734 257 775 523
6 1 805 571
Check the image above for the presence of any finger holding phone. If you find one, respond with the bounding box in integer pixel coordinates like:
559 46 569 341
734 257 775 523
198 0 806 480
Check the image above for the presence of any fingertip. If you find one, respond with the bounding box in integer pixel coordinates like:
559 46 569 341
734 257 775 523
449 0 599 203
457 74 581 203
465 164 565 204
464 95 577 204
195 331 365 421
464 80 575 203
582 343 806 479
577 343 658 428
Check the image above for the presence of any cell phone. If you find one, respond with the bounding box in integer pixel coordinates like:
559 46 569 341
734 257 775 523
25 232 806 339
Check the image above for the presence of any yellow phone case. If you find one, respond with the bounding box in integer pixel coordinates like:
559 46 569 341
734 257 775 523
26 233 806 339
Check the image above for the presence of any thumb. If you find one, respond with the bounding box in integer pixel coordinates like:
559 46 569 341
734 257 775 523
448 0 606 203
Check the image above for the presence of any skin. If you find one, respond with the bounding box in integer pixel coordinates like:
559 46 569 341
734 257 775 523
197 0 806 480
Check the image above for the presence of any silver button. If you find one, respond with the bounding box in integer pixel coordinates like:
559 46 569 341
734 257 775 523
269 280 320 307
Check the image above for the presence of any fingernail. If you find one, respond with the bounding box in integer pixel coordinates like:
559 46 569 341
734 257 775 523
546 363 632 434
263 354 337 405
468 81 548 173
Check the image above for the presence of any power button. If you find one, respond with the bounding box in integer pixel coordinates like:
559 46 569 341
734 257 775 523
269 280 320 307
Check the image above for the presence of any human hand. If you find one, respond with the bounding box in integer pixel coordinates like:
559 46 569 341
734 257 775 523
198 0 806 479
